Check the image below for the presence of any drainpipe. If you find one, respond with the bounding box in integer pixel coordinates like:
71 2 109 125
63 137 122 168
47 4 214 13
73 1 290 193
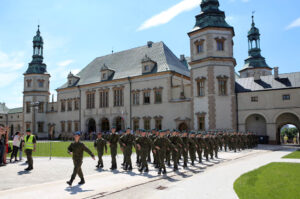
236 93 239 131
128 77 132 129
78 86 82 132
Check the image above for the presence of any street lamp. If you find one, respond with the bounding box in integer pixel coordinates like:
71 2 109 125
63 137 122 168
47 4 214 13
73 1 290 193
30 101 40 135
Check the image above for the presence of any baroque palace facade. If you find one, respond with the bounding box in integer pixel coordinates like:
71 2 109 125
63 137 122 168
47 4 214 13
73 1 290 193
2 0 298 144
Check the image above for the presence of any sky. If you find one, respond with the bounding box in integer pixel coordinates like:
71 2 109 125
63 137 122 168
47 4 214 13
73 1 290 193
0 0 299 108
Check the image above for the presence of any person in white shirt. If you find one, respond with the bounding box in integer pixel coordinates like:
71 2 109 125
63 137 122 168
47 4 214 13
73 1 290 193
10 132 21 162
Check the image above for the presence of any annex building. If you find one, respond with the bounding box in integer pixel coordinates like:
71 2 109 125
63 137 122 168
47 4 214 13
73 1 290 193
3 0 299 144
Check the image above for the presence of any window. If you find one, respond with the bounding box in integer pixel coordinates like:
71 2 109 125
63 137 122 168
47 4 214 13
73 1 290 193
196 79 205 97
198 116 205 131
68 80 72 85
38 122 44 133
67 121 72 132
74 99 79 110
114 88 123 107
251 96 258 102
26 123 31 130
218 78 228 96
86 92 95 109
154 90 162 104
38 80 44 88
74 121 79 132
143 91 151 104
99 90 109 108
283 94 290 101
133 119 139 131
38 102 44 113
26 102 31 113
61 121 65 132
144 118 151 130
0 116 2 119
194 39 204 54
67 100 72 111
102 73 106 80
215 38 226 51
144 65 149 72
155 118 162 130
26 80 32 88
132 92 140 105
61 100 66 112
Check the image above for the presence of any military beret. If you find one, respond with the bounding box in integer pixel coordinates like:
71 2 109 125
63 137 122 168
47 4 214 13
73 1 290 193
26 129 31 132
74 131 81 136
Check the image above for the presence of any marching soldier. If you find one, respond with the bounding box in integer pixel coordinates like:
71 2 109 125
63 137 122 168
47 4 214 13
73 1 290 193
67 132 95 186
119 128 135 171
94 132 107 168
107 127 119 170
188 132 197 166
136 130 152 173
153 130 173 175
181 131 189 168
24 129 36 171
165 129 171 167
169 130 182 171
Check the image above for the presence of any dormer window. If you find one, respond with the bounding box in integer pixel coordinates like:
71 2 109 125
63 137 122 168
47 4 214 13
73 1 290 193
68 80 72 85
67 72 80 87
215 37 226 51
141 54 156 74
194 39 204 54
101 64 114 81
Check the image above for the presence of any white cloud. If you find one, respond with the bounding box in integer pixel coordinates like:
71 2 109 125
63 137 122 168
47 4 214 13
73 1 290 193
0 51 25 71
57 59 74 67
286 17 300 30
138 0 201 31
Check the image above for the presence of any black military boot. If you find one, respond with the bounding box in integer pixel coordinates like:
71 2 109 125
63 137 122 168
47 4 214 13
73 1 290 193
100 164 104 168
78 178 85 185
158 168 162 175
128 165 133 171
138 166 144 172
144 166 149 173
124 164 128 171
162 169 167 174
191 161 194 166
173 166 178 171
66 177 74 186
183 163 187 168
96 164 100 168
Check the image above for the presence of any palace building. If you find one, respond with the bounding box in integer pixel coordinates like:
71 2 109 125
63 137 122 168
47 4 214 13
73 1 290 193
3 0 298 144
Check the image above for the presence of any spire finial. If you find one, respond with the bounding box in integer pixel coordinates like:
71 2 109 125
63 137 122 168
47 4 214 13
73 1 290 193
251 11 255 26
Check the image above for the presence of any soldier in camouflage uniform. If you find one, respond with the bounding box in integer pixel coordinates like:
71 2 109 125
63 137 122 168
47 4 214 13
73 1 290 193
67 132 95 186
153 130 173 175
188 132 197 165
119 128 135 171
196 133 204 163
181 131 189 168
94 132 107 168
107 127 119 170
165 129 171 167
136 130 152 173
169 130 182 171
135 129 141 166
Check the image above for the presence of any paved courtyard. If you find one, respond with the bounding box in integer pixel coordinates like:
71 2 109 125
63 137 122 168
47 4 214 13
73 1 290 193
0 145 298 199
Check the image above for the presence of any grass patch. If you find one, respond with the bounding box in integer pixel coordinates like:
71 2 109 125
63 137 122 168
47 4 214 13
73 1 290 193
234 162 300 199
27 141 132 157
282 150 300 159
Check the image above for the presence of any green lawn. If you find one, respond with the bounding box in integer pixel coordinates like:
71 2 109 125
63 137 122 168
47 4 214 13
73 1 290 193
30 141 131 157
282 150 300 159
234 162 300 199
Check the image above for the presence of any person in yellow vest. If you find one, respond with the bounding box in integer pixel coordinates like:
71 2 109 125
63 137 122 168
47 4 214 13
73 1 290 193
24 129 36 171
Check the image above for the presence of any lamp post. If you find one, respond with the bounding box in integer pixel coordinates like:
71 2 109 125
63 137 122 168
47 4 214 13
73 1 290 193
30 101 40 135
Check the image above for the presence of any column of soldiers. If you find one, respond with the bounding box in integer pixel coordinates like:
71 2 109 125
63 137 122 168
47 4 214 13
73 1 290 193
92 127 258 175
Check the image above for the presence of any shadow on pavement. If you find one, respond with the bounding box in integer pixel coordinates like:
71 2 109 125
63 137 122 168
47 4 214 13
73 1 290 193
65 185 94 195
17 170 31 175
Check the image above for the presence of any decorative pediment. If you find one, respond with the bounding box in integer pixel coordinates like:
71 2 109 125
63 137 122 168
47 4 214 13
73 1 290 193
142 116 152 120
216 75 228 79
132 117 140 120
154 115 163 119
195 76 206 82
194 39 205 45
174 117 191 122
195 112 207 116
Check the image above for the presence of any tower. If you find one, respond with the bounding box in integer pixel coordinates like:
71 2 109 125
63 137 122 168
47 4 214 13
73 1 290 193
188 0 237 130
23 26 50 137
239 15 272 78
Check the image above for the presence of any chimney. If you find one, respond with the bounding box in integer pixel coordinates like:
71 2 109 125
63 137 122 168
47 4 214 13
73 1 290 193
147 41 153 48
180 54 185 61
254 72 261 81
274 67 279 79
